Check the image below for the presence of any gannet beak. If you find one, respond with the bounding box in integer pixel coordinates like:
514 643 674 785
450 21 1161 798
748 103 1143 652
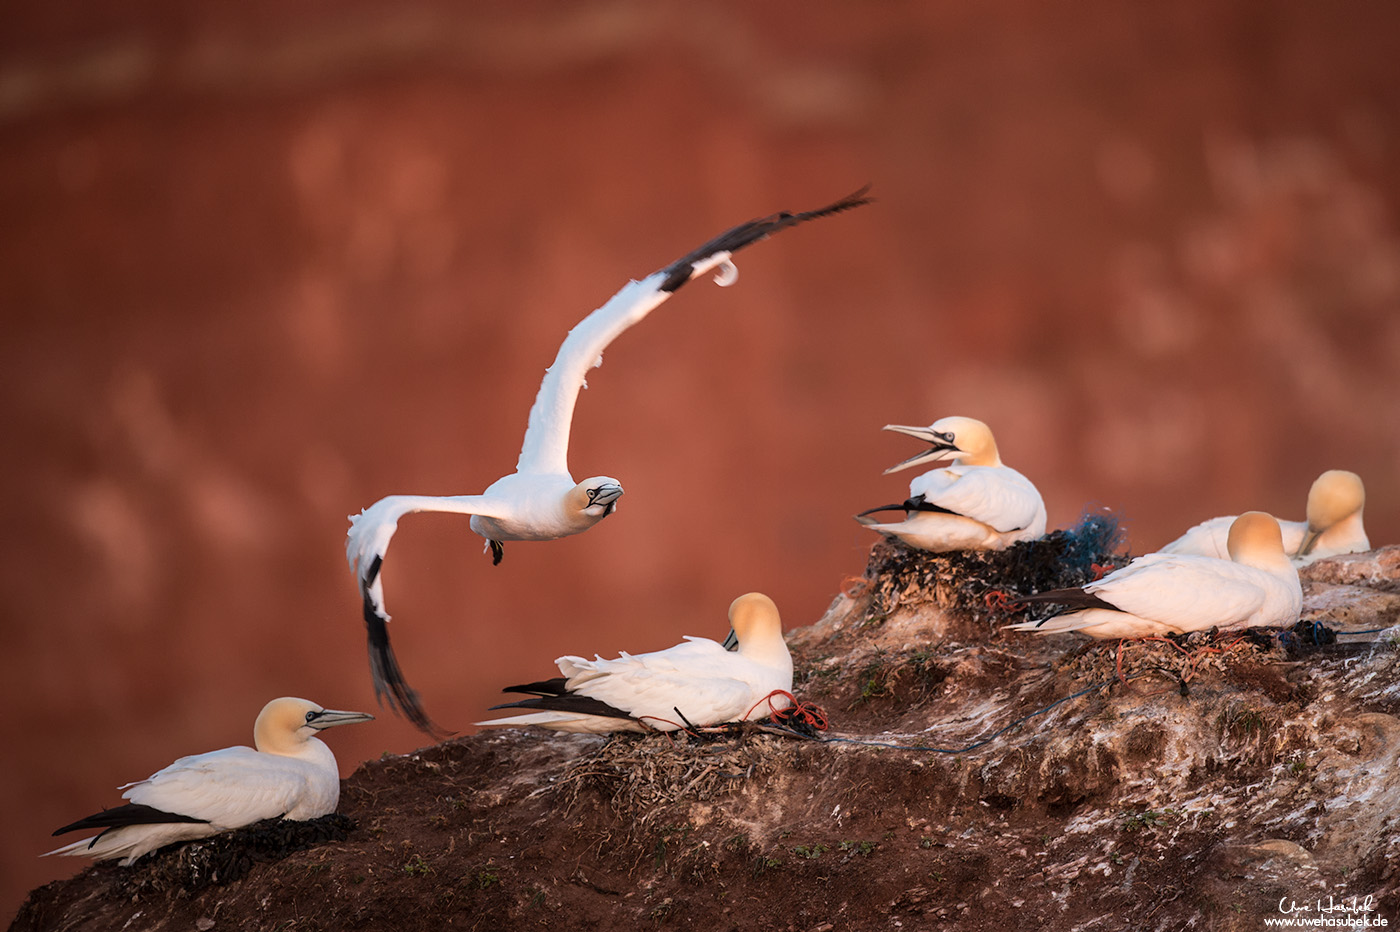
1296 527 1322 557
881 424 961 474
720 628 739 651
307 709 375 730
586 482 624 515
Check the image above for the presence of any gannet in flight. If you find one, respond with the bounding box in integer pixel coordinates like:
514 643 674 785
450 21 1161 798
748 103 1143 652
47 698 372 865
348 189 870 734
1006 512 1302 639
854 416 1047 552
475 592 793 733
1160 469 1369 564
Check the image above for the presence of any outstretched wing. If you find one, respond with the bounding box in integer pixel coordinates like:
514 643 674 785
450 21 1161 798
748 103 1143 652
346 493 510 735
515 188 873 476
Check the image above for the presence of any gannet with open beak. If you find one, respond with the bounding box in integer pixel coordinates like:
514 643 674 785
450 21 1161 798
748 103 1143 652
854 416 1047 552
475 593 792 733
348 189 870 733
1006 512 1302 638
1160 469 1369 564
46 698 372 865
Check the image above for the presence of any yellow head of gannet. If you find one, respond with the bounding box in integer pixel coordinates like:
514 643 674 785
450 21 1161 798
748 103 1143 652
565 476 625 518
881 416 1001 474
1299 469 1365 557
475 592 793 734
252 697 376 756
1226 510 1289 567
47 698 373 866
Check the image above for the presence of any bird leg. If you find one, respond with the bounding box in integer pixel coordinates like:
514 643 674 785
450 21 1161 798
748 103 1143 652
489 540 504 565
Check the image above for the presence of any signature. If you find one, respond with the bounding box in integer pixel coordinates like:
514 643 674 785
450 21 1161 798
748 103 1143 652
1278 895 1378 915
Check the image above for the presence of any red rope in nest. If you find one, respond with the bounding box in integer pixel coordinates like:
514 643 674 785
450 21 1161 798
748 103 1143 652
747 689 829 735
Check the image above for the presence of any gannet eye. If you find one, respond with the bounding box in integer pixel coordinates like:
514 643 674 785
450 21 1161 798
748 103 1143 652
305 711 319 723
936 430 955 444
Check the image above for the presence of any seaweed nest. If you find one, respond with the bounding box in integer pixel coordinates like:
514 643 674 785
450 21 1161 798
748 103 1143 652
1055 621 1340 693
857 509 1128 628
551 731 797 824
120 813 356 897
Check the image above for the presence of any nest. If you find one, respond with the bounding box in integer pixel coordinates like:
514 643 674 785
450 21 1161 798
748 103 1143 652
552 731 795 824
122 813 355 897
860 509 1128 627
1057 620 1337 690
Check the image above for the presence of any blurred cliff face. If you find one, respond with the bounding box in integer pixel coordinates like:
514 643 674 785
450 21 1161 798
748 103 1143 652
3 0 1398 918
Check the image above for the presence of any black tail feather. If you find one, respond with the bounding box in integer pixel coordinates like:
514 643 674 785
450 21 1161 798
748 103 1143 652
658 187 873 292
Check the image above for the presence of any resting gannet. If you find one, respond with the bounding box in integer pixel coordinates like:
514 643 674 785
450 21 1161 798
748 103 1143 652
1006 512 1302 638
348 189 869 734
855 416 1047 552
475 592 793 733
1160 469 1369 564
47 698 372 865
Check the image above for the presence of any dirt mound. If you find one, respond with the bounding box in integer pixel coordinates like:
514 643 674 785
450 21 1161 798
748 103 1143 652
13 548 1400 932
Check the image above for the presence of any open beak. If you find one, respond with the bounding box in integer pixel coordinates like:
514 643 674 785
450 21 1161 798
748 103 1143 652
881 424 962 475
308 709 376 730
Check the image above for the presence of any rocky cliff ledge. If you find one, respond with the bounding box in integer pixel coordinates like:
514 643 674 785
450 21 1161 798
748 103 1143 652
14 544 1399 932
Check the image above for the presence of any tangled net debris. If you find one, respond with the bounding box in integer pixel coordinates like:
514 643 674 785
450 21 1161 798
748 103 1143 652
859 509 1128 626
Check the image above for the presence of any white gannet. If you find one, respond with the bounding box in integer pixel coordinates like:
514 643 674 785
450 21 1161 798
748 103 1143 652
46 698 372 865
1160 469 1369 564
854 416 1047 552
348 189 870 733
474 592 793 733
1006 512 1302 638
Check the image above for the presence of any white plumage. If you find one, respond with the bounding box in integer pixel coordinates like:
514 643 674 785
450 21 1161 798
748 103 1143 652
345 190 870 733
47 698 372 865
856 416 1047 552
475 593 793 734
1160 469 1369 564
1007 512 1302 639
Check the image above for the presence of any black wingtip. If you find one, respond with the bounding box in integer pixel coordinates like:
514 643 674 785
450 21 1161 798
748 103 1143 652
487 693 636 720
1013 589 1122 613
658 186 875 293
52 803 209 837
362 587 453 740
855 502 909 518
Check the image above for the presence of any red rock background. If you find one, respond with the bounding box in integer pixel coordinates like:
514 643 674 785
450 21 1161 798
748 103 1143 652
3 1 1398 919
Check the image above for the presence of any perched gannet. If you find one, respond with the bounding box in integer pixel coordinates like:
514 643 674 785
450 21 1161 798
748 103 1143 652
47 698 372 865
1160 469 1369 564
475 593 793 733
348 190 869 733
855 416 1047 552
1006 512 1302 638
